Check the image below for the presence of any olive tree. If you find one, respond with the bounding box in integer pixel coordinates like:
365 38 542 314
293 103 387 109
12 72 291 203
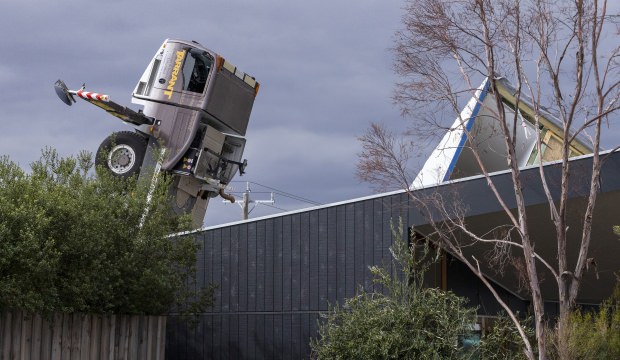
0 148 213 315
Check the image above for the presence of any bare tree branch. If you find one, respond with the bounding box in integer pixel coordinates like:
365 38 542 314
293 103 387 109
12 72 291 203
363 1 619 358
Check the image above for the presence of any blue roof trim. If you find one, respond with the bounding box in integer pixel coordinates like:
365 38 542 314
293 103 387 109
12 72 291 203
442 80 490 182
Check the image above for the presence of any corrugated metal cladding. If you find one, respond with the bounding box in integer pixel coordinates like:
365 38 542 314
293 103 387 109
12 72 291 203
165 189 526 360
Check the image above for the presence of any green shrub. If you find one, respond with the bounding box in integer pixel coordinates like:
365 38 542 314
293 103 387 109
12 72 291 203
310 220 477 359
0 148 213 315
547 280 620 359
479 314 536 360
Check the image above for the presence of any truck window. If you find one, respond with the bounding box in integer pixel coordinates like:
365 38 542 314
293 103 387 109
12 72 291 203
182 50 212 94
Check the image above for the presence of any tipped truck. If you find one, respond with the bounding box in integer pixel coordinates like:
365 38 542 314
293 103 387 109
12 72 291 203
54 39 259 227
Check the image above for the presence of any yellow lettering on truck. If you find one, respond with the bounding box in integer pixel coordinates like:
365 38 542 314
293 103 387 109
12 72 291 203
164 50 187 99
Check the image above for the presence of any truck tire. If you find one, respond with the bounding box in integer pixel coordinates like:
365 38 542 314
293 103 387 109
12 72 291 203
96 131 148 179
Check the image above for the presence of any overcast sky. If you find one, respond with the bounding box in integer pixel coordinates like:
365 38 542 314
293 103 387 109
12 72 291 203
0 1 409 226
1 1 618 227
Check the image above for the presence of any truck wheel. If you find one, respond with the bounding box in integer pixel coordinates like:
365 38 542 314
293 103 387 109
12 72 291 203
96 131 147 178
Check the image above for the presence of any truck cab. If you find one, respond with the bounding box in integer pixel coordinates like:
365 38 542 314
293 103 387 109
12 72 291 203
132 39 258 186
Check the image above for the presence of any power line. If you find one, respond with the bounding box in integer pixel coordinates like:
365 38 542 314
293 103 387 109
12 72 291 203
262 203 288 212
225 194 302 213
224 182 275 220
228 191 272 195
231 181 322 206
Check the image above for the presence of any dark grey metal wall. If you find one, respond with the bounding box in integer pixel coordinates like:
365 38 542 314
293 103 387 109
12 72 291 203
165 191 528 360
166 151 620 360
166 192 414 359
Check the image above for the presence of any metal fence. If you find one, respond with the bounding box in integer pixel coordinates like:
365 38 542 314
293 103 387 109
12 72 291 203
0 310 166 360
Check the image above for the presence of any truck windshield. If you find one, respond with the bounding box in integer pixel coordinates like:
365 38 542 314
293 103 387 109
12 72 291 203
182 49 212 94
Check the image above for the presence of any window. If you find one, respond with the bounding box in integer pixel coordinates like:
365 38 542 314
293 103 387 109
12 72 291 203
526 129 584 166
181 49 212 94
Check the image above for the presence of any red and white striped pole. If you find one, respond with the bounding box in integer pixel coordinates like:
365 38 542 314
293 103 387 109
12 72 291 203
73 89 110 102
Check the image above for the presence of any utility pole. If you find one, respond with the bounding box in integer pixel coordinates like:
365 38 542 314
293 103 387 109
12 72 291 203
225 182 274 220
242 185 250 220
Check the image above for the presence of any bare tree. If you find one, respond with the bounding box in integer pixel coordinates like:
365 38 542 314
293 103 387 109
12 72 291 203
358 1 620 359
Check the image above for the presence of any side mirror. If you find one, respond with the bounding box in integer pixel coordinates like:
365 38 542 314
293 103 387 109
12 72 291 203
239 159 247 175
54 79 75 106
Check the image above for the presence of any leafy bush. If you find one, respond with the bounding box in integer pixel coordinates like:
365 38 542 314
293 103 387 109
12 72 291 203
0 148 213 315
479 314 536 360
310 220 477 359
546 279 620 359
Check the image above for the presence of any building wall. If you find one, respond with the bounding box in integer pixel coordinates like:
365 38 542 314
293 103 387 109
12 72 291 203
165 190 526 360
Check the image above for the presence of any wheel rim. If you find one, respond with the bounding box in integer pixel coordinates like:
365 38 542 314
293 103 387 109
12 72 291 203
107 145 136 175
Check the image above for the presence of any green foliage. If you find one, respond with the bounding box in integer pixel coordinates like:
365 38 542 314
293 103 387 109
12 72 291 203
0 148 213 315
547 280 620 359
310 219 477 359
478 315 536 360
613 225 620 238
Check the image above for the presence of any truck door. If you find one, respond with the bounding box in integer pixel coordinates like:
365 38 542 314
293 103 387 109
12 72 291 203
151 42 213 108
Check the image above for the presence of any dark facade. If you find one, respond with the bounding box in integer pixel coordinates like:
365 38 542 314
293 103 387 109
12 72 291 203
166 151 620 359
165 191 526 359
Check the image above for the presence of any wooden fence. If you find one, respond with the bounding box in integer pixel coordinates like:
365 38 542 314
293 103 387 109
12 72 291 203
0 310 166 360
